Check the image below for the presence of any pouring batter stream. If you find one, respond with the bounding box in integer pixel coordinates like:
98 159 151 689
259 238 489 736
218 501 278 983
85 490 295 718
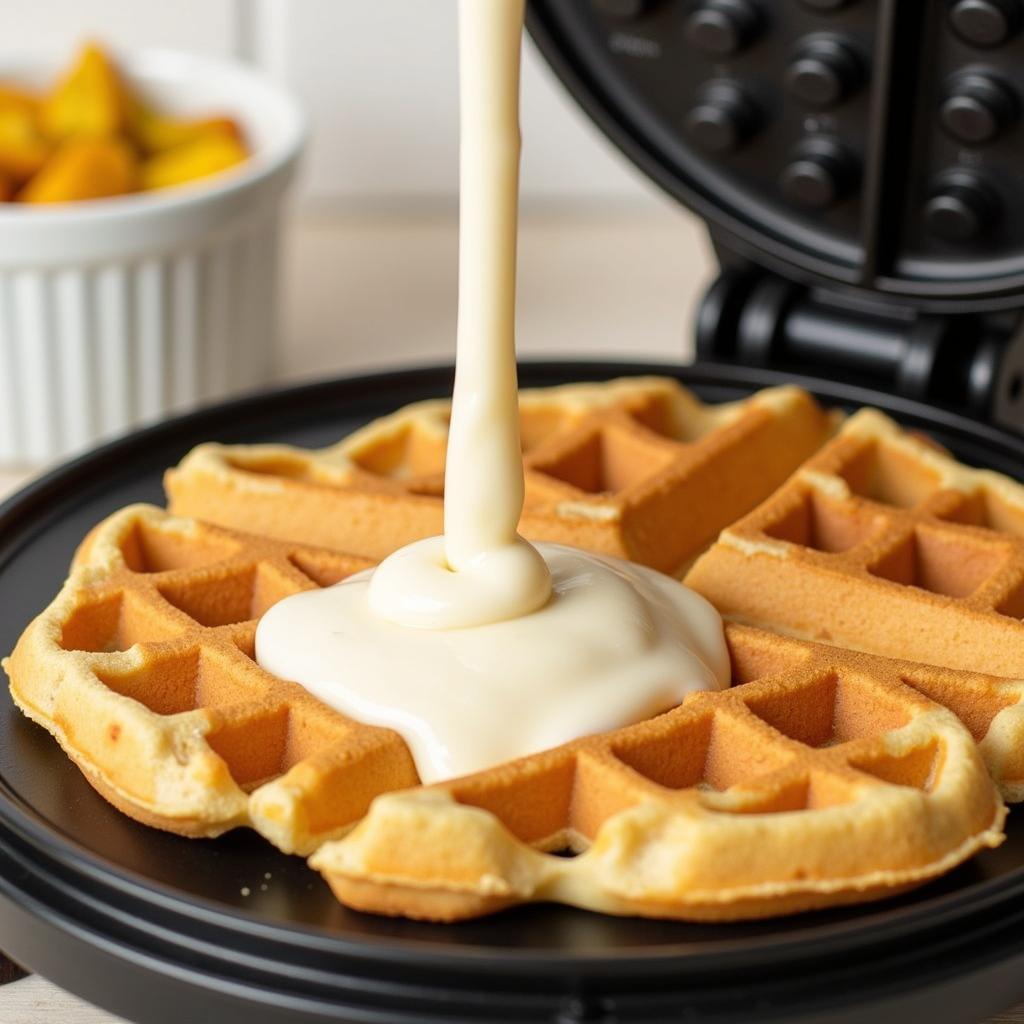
255 0 729 784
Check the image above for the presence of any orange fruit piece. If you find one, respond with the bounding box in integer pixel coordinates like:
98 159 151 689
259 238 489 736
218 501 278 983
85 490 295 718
140 132 247 191
8 42 250 203
0 86 50 182
0 85 39 110
39 42 129 142
20 137 137 203
131 101 244 155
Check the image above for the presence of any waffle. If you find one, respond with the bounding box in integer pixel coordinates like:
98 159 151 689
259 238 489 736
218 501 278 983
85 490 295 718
686 409 1024 798
165 377 833 574
311 622 1004 922
4 503 1005 922
3 504 418 856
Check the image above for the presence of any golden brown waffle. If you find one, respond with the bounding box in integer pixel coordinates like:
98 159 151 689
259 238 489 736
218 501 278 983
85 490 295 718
165 378 833 574
687 409 1024 798
4 503 1006 922
3 504 418 856
311 623 1004 922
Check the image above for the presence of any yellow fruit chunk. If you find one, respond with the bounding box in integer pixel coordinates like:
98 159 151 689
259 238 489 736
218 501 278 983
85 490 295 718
0 86 38 110
140 133 247 191
39 42 128 142
0 86 50 182
5 42 251 204
131 102 243 155
20 138 136 203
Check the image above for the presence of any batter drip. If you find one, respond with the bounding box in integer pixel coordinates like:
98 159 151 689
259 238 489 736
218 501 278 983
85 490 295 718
255 0 730 784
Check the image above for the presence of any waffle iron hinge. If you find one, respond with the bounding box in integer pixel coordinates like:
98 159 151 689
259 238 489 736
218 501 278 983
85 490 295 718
696 268 1024 435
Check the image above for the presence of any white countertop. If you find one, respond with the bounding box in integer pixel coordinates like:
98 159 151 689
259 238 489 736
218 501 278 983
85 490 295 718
1 208 1022 1024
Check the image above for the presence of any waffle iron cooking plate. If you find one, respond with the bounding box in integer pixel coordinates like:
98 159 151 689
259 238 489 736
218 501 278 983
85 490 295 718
2 362 1024 1024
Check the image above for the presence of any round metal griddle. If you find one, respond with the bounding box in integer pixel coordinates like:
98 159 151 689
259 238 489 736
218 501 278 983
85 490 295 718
3 361 1024 1024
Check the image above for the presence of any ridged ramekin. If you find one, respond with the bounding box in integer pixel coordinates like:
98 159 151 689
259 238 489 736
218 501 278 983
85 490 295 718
0 49 305 464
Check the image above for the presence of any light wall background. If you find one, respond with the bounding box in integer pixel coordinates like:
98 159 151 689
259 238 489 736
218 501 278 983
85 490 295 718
8 0 713 379
11 0 661 209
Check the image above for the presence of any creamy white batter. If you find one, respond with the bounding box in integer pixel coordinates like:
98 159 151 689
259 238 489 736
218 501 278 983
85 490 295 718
257 544 728 782
255 0 730 784
367 0 550 632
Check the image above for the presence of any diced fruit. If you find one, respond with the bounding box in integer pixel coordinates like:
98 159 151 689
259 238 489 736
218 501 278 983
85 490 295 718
0 86 50 182
2 42 251 205
140 133 247 191
39 42 129 142
20 138 137 203
0 85 39 110
131 102 243 155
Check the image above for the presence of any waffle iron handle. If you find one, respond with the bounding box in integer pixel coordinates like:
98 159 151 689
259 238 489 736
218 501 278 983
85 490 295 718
695 265 1024 436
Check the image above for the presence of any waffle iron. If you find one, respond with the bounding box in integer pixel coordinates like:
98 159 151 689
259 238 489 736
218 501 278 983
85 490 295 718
4 2 1024 1022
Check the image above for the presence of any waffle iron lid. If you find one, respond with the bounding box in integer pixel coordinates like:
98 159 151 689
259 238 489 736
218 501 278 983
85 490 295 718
527 1 1024 312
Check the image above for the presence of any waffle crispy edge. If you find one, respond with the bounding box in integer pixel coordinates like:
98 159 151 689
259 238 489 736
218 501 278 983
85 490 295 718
3 505 418 856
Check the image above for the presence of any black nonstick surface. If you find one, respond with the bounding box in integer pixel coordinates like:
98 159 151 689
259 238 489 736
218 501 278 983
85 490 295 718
3 361 1024 1024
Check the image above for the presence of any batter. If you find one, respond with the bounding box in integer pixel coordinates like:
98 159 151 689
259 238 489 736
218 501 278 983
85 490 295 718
256 0 730 784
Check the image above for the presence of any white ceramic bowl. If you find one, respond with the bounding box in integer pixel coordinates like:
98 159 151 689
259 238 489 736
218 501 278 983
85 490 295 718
0 49 306 464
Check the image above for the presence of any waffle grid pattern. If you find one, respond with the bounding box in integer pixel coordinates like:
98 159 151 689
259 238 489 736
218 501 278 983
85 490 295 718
4 506 418 856
4 394 1017 923
165 378 833 573
687 410 1024 797
311 623 1003 922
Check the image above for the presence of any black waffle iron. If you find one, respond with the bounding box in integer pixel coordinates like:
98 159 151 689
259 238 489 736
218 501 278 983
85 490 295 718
532 0 1024 427
4 3 1024 1022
